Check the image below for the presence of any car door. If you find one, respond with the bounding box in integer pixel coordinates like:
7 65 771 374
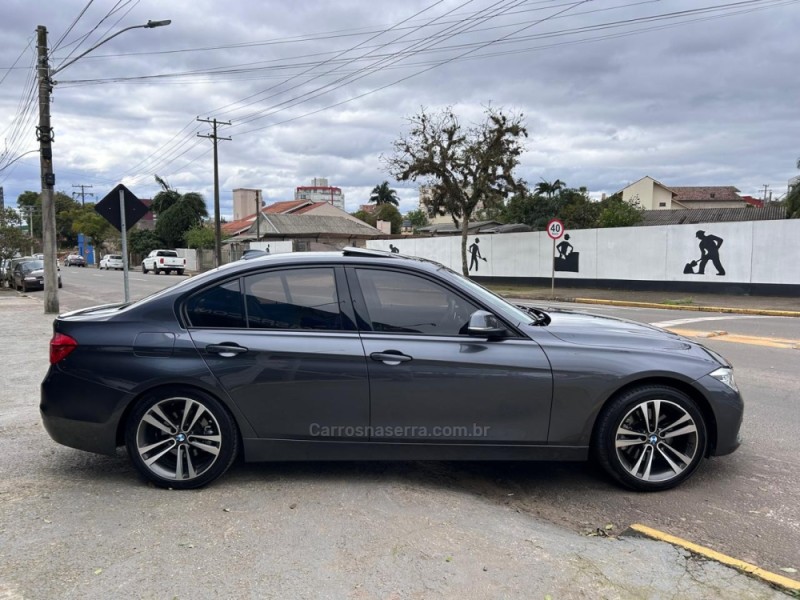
347 266 553 444
186 266 370 440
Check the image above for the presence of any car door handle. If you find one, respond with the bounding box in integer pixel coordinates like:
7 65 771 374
206 343 248 357
370 351 412 366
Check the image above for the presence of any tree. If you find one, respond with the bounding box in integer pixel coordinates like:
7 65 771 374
374 203 403 234
369 181 400 206
534 179 565 199
184 225 218 249
0 208 27 260
785 157 800 218
128 229 164 256
149 175 209 248
596 193 644 228
150 175 182 215
16 190 81 247
405 208 429 231
156 201 205 248
386 106 527 276
68 204 116 253
352 210 377 227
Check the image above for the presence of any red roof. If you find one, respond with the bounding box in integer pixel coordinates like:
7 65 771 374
264 200 308 214
221 215 256 235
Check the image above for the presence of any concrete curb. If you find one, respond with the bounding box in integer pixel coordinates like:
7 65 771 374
572 298 800 318
624 524 800 594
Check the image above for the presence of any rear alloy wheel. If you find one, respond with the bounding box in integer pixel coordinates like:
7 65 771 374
125 389 238 489
594 385 707 491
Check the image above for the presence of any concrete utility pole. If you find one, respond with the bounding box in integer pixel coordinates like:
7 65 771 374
20 205 39 256
255 189 261 241
197 117 231 267
35 19 170 314
72 184 94 206
763 184 770 203
36 25 58 313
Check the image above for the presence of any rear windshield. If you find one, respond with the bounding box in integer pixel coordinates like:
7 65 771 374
157 251 178 257
110 255 122 260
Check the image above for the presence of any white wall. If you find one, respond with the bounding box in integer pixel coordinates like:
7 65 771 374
369 219 800 286
249 241 294 254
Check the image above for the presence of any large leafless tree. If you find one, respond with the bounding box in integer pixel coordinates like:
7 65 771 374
385 106 527 276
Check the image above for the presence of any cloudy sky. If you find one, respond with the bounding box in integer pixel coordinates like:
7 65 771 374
1 0 798 218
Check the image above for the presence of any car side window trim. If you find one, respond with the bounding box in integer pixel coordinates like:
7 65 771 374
182 266 356 332
344 266 521 338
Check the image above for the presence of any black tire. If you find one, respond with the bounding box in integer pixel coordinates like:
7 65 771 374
142 264 148 274
58 281 62 289
593 385 707 492
125 388 239 489
177 269 184 276
20 281 27 293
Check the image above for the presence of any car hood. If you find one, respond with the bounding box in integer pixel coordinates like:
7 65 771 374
526 309 696 352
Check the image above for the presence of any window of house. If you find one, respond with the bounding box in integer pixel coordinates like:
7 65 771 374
710 193 715 198
659 202 666 207
243 268 344 331
355 269 478 336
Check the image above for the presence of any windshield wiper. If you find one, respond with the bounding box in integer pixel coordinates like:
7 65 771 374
516 304 551 326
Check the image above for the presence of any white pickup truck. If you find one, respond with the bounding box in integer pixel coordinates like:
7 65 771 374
141 250 186 275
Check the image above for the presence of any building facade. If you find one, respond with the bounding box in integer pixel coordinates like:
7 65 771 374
294 177 345 211
621 176 748 210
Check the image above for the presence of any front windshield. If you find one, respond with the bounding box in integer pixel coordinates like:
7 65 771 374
21 260 43 273
437 265 536 324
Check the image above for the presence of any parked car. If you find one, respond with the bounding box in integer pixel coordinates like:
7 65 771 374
142 249 185 275
41 248 743 491
64 254 86 267
12 259 62 292
99 254 124 270
3 256 34 287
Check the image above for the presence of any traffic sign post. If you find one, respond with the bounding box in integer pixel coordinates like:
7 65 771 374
96 184 149 303
547 218 565 299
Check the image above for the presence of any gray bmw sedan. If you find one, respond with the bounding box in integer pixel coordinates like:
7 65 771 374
41 248 742 490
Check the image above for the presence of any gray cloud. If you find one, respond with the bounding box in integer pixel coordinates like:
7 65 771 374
1 0 798 219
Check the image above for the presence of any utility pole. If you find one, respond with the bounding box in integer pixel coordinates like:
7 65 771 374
197 117 231 267
37 25 58 313
21 205 39 255
34 19 170 314
255 189 261 241
762 184 770 203
72 184 94 206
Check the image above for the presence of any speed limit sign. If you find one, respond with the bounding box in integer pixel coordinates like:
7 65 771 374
547 218 564 240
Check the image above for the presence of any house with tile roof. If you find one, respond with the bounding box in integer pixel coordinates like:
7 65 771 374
620 176 751 210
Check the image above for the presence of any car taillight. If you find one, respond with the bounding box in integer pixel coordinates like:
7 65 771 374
50 333 77 364
159 257 164 264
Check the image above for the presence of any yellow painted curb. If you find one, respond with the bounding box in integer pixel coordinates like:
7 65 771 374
628 524 800 592
573 298 800 318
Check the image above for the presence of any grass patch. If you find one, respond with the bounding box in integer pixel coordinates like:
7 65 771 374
661 297 696 306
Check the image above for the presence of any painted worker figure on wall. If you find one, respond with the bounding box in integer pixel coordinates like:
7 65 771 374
696 230 725 276
469 238 487 272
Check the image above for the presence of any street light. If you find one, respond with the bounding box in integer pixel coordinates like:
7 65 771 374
37 19 171 313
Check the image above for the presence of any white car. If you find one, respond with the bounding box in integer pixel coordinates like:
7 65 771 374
100 254 124 270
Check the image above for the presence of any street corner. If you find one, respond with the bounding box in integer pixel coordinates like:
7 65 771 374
622 524 800 595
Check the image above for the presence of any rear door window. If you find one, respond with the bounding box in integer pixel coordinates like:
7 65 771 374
185 279 245 328
244 268 346 331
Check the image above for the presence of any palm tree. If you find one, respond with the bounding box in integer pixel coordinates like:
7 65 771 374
369 181 400 206
151 175 208 218
534 179 565 199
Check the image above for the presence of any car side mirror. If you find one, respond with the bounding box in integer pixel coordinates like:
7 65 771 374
467 310 506 339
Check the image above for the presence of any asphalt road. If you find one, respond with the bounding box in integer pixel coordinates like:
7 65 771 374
21 267 800 577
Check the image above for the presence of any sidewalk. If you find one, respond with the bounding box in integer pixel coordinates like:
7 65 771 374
0 292 795 598
487 284 800 316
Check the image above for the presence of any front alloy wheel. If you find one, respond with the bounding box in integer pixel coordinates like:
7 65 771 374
125 390 238 489
595 385 707 491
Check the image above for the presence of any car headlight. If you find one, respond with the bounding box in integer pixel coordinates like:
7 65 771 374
24 276 37 281
710 367 738 392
